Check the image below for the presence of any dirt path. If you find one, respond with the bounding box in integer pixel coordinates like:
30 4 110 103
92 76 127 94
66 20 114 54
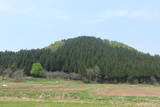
94 87 160 97
0 97 43 102
1 86 95 91
0 97 90 103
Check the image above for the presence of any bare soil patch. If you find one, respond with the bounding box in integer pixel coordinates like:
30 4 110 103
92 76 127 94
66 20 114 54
94 87 160 97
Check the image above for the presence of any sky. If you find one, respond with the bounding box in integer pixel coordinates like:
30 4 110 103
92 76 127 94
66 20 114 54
0 0 160 55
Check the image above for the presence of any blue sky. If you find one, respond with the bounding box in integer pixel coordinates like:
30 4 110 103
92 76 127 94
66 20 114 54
0 0 160 55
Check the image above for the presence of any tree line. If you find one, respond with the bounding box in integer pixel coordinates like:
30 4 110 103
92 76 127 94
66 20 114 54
0 36 160 84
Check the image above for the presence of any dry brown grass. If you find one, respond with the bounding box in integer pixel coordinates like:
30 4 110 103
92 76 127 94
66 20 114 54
93 87 160 97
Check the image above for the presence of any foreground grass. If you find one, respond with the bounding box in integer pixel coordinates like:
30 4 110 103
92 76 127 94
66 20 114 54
1 89 160 104
0 101 147 107
1 78 160 107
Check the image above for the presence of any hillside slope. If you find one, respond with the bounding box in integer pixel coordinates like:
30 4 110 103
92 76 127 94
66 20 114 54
0 36 160 83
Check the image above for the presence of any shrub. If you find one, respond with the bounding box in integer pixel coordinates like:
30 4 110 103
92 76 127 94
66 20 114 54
11 70 26 79
83 66 100 83
43 71 81 80
30 63 44 77
150 76 158 85
1 68 13 80
70 73 81 80
43 71 69 79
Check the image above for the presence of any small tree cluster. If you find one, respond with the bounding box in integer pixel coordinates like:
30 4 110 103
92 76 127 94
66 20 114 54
30 63 44 77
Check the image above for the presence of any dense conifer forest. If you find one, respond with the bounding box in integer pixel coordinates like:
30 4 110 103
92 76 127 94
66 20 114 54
0 36 160 83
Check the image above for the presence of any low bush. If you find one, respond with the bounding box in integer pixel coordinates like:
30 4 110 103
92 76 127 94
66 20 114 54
43 71 81 80
70 73 81 80
11 70 26 81
0 68 13 80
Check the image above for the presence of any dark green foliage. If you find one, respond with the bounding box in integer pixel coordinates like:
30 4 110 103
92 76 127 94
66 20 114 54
0 36 160 83
30 63 44 77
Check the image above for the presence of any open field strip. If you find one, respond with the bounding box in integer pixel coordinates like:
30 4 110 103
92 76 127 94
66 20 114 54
1 78 160 107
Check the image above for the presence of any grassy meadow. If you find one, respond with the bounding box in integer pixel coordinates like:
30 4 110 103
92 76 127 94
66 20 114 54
0 77 160 107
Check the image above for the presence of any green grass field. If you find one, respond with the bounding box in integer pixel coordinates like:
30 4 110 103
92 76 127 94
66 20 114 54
0 77 160 107
0 101 138 107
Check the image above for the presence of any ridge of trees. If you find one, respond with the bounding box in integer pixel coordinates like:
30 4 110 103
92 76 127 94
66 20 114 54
0 36 160 84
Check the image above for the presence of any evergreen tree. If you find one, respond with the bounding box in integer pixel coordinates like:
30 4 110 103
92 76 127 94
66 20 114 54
0 36 160 84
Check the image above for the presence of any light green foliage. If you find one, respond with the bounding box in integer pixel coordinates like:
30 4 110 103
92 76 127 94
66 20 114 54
30 63 44 77
46 41 64 51
103 40 137 51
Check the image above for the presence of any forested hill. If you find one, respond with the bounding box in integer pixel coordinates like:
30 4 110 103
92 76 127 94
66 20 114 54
1 36 160 83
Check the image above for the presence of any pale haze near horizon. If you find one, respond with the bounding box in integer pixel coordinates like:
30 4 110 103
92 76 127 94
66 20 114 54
0 0 160 55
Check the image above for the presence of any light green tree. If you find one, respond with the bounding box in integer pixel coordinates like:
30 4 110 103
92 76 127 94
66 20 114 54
30 63 44 77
